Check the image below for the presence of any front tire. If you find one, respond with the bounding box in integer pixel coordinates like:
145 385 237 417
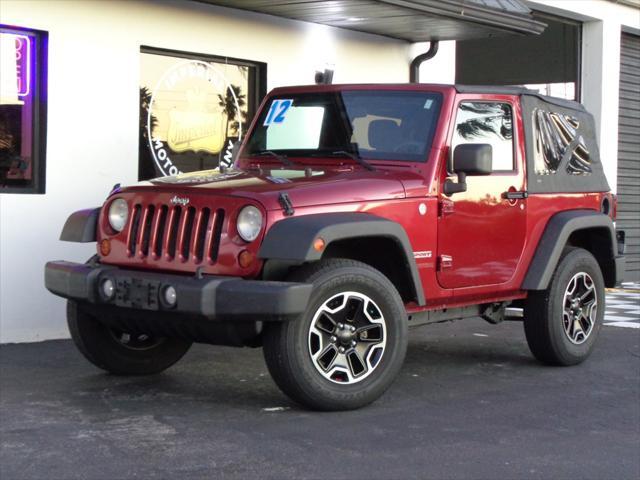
524 247 605 366
263 259 408 411
67 301 192 375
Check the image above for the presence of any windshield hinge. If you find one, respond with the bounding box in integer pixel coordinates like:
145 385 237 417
438 255 453 271
278 192 295 216
439 199 454 217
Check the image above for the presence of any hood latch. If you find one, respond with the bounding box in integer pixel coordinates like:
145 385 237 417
278 192 295 216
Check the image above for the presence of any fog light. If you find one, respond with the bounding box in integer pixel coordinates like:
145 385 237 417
101 278 115 300
163 285 177 307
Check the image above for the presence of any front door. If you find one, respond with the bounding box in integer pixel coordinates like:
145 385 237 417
437 98 527 289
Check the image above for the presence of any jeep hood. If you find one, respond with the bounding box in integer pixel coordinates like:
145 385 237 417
126 167 412 210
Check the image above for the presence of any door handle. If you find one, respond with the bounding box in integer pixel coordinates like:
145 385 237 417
502 190 528 200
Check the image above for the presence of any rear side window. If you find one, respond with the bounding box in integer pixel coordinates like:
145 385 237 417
452 102 514 171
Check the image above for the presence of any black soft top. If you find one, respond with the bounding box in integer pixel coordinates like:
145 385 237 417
455 84 587 112
455 84 608 194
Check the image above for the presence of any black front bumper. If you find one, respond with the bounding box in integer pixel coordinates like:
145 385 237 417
44 261 312 322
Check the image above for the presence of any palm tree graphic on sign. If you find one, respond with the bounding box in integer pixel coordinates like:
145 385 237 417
218 85 246 138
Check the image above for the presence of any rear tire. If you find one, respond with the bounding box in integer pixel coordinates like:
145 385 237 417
524 248 604 366
263 259 408 411
67 301 192 375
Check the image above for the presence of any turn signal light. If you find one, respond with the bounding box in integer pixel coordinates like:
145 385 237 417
100 239 111 256
238 250 254 268
313 237 326 252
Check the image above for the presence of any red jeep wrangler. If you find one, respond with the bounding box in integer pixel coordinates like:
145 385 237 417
46 84 626 410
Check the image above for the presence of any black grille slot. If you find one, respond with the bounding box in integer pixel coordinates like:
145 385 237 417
210 209 225 262
181 207 196 261
195 208 211 263
167 206 182 259
140 205 155 257
127 204 142 256
153 205 168 258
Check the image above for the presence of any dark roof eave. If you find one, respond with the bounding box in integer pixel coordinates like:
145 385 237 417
196 0 547 42
379 0 547 36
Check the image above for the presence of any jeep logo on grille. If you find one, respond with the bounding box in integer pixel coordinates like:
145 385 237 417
170 195 190 206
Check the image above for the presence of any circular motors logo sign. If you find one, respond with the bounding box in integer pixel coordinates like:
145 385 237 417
147 60 244 177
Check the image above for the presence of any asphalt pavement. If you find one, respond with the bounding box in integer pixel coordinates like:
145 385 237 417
1 311 639 480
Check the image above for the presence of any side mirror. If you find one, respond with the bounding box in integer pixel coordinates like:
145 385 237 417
444 144 493 195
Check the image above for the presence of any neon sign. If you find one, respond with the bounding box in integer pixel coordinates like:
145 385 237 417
0 32 31 99
14 34 30 97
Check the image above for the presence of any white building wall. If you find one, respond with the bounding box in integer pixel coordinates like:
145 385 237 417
0 0 413 343
529 0 640 193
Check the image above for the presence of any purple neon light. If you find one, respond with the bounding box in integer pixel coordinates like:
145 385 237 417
14 34 31 97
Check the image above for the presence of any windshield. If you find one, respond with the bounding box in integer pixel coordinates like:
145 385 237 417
245 90 443 162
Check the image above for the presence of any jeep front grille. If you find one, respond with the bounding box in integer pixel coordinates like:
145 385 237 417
126 203 225 264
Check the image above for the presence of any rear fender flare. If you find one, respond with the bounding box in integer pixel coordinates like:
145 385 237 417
522 210 618 290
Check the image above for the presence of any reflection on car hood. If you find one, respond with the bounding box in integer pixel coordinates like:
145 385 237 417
126 167 411 211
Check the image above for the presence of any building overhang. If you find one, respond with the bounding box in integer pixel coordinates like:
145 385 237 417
199 0 546 42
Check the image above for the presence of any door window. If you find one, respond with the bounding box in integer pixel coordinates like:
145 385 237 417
452 102 514 171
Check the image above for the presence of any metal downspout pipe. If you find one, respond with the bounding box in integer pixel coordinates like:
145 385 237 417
410 41 440 83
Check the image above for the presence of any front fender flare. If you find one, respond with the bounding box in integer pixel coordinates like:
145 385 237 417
60 208 100 243
258 212 425 305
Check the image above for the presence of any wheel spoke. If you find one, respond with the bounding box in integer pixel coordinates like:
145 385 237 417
579 288 594 302
573 318 584 336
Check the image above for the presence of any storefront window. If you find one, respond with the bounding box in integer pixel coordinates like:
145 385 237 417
0 26 47 193
139 47 266 180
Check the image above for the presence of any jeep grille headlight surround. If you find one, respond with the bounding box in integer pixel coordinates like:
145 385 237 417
108 198 129 233
237 205 263 242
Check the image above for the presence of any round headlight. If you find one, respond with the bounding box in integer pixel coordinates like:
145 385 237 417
108 198 129 233
237 205 263 242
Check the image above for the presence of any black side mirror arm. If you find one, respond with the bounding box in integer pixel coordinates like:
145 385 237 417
443 171 467 196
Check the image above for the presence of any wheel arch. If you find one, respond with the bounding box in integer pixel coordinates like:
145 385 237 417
522 209 619 290
258 212 425 305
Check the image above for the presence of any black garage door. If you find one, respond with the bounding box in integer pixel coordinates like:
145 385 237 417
618 31 640 282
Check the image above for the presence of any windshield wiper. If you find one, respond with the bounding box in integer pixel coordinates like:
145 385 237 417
252 150 295 168
327 150 376 171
